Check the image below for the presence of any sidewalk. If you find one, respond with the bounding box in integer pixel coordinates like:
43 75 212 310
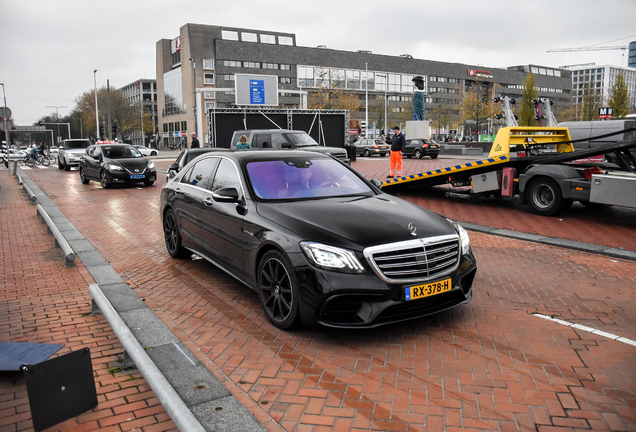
0 168 176 432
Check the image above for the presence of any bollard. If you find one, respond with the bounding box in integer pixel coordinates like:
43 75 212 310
9 160 17 176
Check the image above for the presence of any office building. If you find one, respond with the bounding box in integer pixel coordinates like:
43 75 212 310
118 79 158 147
156 24 573 147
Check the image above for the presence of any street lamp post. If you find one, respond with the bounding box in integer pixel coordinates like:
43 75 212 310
94 70 99 139
376 73 388 137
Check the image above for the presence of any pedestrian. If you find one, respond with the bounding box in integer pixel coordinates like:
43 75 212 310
190 132 200 149
386 125 405 178
235 134 251 149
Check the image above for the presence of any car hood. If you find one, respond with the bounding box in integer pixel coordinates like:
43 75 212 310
107 157 150 170
255 194 457 249
64 148 88 154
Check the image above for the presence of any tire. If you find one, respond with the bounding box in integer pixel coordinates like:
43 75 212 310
364 149 370 157
40 156 50 166
25 157 35 167
163 209 188 258
64 162 70 171
79 168 90 184
380 153 386 157
414 149 423 159
144 180 154 187
58 158 64 169
431 154 438 159
100 171 111 189
257 250 300 330
527 177 572 216
151 151 157 156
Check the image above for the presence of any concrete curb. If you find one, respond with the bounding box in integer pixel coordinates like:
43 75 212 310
460 222 636 261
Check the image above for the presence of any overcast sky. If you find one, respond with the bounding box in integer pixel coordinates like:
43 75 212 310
1 0 635 126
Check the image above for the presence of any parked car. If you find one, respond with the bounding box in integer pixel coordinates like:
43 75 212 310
160 149 477 330
229 129 349 164
353 138 389 157
134 145 159 157
58 139 91 171
166 147 227 181
79 143 156 188
48 146 59 154
403 138 440 159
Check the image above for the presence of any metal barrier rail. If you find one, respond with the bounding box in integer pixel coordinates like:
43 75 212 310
36 204 76 266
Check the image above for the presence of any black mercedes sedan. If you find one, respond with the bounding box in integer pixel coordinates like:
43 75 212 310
79 144 156 188
160 150 477 330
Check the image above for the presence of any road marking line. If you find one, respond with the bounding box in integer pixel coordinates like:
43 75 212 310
532 313 636 346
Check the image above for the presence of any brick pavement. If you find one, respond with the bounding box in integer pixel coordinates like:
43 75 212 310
3 158 636 432
0 169 176 432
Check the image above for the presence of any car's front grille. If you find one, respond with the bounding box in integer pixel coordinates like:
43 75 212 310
363 235 460 283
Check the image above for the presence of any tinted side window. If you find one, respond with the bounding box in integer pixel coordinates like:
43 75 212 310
253 134 272 149
212 159 241 193
272 133 288 148
181 157 219 189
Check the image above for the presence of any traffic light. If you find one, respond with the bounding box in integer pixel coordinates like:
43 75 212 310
360 121 367 137
99 125 104 138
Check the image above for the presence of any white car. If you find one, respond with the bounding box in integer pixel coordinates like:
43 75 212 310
134 145 159 157
49 146 59 153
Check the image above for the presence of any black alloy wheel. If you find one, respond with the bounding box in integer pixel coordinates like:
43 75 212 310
414 149 423 159
100 171 111 189
257 250 300 330
79 168 90 184
163 209 188 258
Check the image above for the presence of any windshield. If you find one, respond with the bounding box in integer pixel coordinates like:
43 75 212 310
287 133 318 148
102 146 143 159
247 157 373 200
64 140 91 150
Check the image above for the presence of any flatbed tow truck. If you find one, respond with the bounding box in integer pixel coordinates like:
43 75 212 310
381 97 636 216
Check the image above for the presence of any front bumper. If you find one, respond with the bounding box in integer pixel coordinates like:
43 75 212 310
108 169 157 184
291 249 477 328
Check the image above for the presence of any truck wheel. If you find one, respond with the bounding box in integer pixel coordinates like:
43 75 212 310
527 177 572 216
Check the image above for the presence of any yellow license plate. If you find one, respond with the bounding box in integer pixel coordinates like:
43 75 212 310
405 278 451 301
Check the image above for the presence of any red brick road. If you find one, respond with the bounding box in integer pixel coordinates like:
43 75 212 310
2 156 636 431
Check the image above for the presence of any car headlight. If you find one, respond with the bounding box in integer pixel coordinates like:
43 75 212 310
108 164 123 171
300 241 366 273
148 161 155 169
446 219 470 255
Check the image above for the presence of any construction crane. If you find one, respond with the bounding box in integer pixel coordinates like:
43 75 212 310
548 45 627 53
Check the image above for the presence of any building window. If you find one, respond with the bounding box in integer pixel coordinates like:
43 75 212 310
243 61 260 68
242 32 257 42
205 102 215 110
203 59 214 70
222 74 235 81
261 34 276 44
280 77 292 84
222 30 239 40
163 68 184 116
181 121 187 131
204 73 215 85
279 36 293 46
280 64 291 71
204 91 216 99
223 60 241 68
262 62 278 70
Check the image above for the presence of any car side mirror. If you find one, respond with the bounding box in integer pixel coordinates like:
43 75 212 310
212 187 240 202
369 179 383 188
168 163 179 171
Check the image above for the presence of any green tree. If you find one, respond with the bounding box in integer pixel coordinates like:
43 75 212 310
519 73 538 126
72 87 139 141
461 81 496 136
609 71 629 118
581 84 601 121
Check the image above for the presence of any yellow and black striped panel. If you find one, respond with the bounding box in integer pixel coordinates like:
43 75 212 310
381 156 510 188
